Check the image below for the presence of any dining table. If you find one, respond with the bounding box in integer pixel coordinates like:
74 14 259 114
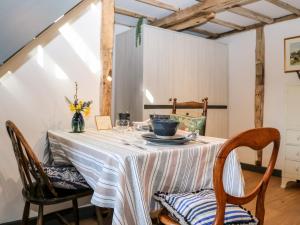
47 128 245 225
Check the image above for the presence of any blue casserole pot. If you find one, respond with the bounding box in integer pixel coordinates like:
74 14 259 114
151 119 179 137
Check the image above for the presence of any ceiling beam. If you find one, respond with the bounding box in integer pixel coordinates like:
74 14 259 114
228 7 274 24
265 0 300 16
136 0 179 12
210 18 245 30
115 7 155 22
151 0 260 28
215 13 299 38
188 28 218 38
168 12 215 31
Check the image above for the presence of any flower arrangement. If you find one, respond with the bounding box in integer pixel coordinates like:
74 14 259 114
65 82 92 116
65 82 92 132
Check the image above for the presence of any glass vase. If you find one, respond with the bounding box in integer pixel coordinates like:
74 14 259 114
72 112 85 133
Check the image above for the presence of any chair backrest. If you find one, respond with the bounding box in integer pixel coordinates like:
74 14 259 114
171 97 208 117
6 120 57 197
213 128 280 225
171 97 208 135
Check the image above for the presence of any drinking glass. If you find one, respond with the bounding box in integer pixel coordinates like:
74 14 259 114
115 119 130 131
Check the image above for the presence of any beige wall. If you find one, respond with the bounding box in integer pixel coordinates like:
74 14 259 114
0 1 101 223
220 18 300 169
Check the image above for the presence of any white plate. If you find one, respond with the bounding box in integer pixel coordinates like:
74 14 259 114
155 134 185 140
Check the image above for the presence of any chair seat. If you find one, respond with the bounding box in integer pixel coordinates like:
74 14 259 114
22 183 93 205
154 189 258 225
43 165 90 190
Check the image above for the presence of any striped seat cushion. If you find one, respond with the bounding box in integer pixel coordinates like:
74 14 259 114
154 189 258 225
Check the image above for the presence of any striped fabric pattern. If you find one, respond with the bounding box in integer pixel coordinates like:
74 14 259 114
155 190 258 225
47 129 245 225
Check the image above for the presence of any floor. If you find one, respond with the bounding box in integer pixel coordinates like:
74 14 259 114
243 170 300 225
79 170 300 225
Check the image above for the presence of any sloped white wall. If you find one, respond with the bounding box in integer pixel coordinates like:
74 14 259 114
0 1 101 223
220 18 300 169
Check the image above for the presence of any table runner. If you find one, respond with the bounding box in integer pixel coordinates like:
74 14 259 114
48 129 244 225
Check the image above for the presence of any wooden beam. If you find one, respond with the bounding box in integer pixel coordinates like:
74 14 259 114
136 0 179 12
211 18 244 30
169 12 215 31
255 26 265 166
215 13 299 38
115 7 155 22
101 0 115 116
189 28 218 38
265 0 300 16
229 7 274 24
151 0 260 28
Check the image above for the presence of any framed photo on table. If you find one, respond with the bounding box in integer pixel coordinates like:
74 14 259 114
284 36 300 73
95 115 112 130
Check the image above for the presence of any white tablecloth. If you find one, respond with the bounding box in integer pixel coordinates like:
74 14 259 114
48 129 244 225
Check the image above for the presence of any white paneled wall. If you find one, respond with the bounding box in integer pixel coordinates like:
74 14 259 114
143 26 228 106
114 25 229 138
0 2 100 223
114 28 144 123
143 26 174 105
219 31 257 165
143 26 228 138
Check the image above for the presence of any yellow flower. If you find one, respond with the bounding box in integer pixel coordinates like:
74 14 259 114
84 107 91 116
69 104 76 112
76 101 83 111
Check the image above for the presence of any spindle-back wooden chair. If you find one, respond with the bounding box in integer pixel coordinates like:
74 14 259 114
6 120 102 225
171 97 208 116
171 97 208 135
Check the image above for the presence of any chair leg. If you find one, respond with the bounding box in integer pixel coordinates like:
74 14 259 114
22 201 30 225
72 199 79 225
56 212 71 225
95 207 105 225
37 205 44 225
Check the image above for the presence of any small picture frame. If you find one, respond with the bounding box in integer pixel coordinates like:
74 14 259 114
95 115 112 130
284 36 300 73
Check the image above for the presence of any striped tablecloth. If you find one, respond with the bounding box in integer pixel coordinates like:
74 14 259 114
48 129 244 225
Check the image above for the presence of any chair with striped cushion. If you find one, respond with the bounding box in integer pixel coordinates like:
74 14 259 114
155 128 280 225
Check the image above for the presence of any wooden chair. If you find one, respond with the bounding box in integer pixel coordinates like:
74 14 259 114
171 97 208 135
6 120 104 225
171 97 208 116
158 128 280 225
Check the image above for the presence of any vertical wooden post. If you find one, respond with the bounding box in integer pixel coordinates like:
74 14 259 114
100 0 115 116
255 27 265 166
